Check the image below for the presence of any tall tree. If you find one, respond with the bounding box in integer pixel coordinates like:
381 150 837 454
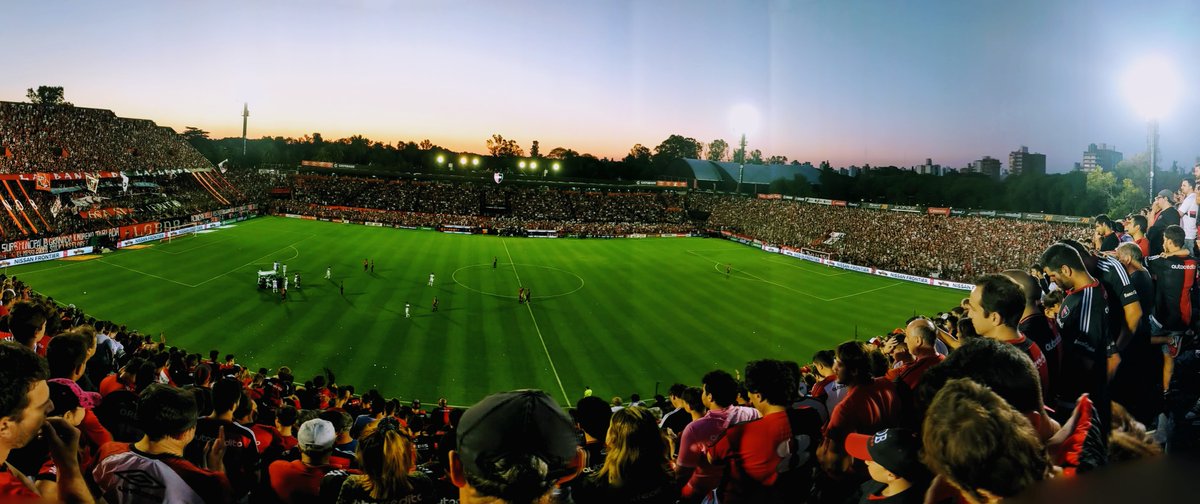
748 149 763 165
530 140 540 158
765 155 788 165
651 135 702 166
706 139 729 162
181 127 210 141
419 139 434 150
732 134 748 165
626 144 651 163
486 134 524 157
547 147 579 159
26 86 70 106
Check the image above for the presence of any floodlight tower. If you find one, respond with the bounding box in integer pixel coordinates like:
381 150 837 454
1122 55 1180 199
241 103 249 156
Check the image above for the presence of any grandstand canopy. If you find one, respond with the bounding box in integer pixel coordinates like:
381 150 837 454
667 158 821 190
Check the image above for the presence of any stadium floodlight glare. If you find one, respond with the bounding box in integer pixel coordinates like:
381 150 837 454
518 160 527 169
1121 54 1181 120
552 162 560 172
459 156 468 166
728 103 762 138
436 154 445 164
530 161 538 169
472 157 480 166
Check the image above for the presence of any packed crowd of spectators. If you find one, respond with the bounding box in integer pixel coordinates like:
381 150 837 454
0 102 210 174
2 219 1195 502
699 195 1092 281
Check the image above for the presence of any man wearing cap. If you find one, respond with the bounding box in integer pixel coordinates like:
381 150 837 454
845 428 926 504
267 418 340 504
448 389 584 504
1148 189 1181 257
0 342 92 503
94 383 233 503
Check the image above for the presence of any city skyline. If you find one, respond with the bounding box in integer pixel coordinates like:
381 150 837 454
3 0 1198 172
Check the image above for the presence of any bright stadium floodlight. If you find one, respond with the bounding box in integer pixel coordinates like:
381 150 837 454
459 156 468 166
1121 54 1181 120
436 154 445 164
530 160 538 169
519 160 527 169
728 103 762 138
552 162 560 172
1122 54 1181 198
472 157 480 166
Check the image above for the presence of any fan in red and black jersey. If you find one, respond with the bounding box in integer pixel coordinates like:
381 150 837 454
1057 239 1142 370
1146 225 1198 393
967 275 1051 405
1003 269 1063 404
1039 243 1113 432
183 378 260 499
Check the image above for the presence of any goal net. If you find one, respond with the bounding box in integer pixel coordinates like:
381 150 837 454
164 222 199 244
800 248 832 261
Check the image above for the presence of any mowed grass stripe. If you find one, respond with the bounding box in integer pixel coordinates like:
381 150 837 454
11 217 966 405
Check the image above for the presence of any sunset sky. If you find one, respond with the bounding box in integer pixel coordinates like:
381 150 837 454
3 0 1198 171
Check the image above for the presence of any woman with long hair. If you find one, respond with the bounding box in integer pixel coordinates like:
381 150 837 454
335 417 438 503
573 406 679 504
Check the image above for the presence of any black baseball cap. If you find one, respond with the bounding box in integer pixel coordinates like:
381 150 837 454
845 428 921 480
456 390 579 480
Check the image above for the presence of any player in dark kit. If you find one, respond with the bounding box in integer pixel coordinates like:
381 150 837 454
363 259 368 271
493 257 498 269
1146 225 1198 391
340 281 344 296
1039 243 1113 431
432 297 439 312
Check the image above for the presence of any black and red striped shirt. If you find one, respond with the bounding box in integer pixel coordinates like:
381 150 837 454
1147 254 1199 332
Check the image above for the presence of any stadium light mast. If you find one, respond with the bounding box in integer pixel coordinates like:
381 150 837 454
1121 55 1180 199
241 103 249 156
736 134 747 196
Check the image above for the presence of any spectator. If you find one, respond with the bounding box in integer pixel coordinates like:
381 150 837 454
318 410 356 468
657 384 690 442
94 383 232 503
967 274 1051 398
1147 189 1181 257
184 378 260 498
844 428 927 504
572 396 611 477
922 378 1052 502
675 370 759 501
1004 268 1064 404
0 342 92 503
884 318 944 393
328 417 438 503
448 390 584 504
573 407 678 504
267 418 339 503
709 359 823 503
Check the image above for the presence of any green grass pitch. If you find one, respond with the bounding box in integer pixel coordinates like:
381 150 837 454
9 217 964 406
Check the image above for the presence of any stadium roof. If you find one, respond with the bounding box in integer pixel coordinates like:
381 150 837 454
668 158 821 185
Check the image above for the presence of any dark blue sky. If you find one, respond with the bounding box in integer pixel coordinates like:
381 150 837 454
2 0 1197 171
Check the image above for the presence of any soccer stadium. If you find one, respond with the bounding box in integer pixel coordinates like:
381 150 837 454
2 2 1198 503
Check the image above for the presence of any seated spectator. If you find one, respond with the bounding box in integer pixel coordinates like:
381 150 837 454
94 383 233 503
922 378 1053 502
318 410 356 468
448 389 584 504
573 407 678 504
885 318 944 393
844 428 927 504
818 342 903 479
572 396 611 476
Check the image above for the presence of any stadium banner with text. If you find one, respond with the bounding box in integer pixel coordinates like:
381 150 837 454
804 197 833 206
927 207 951 216
526 229 559 238
780 246 826 263
118 223 161 241
862 203 884 210
762 244 781 253
301 160 334 168
1 230 114 257
656 180 687 187
117 232 166 248
827 260 873 274
636 181 658 186
0 247 94 268
628 233 647 238
888 204 923 213
438 225 476 235
757 193 783 200
78 207 134 219
832 200 848 207
659 233 689 238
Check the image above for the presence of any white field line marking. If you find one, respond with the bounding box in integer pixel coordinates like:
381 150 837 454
760 256 851 277
147 235 239 255
95 259 195 287
193 239 308 287
824 281 905 301
503 238 570 404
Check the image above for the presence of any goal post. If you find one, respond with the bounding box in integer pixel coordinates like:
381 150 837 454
163 222 199 244
800 248 831 261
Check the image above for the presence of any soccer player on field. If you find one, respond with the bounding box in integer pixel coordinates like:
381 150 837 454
493 257 497 269
428 273 435 286
294 273 300 289
432 297 439 312
363 259 368 272
405 303 410 319
325 266 331 279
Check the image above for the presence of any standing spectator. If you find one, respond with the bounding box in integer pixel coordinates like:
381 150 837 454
572 396 611 477
1093 215 1119 252
967 275 1051 398
1126 214 1151 258
1004 269 1064 404
1147 189 1180 257
810 350 847 414
0 342 92 503
709 359 823 503
1040 243 1114 428
184 378 260 498
1147 225 1198 397
1179 179 1198 254
921 379 1051 503
884 318 944 392
675 370 758 502
94 383 232 503
657 384 691 441
7 301 48 353
448 390 584 504
1110 244 1162 424
267 418 339 504
818 342 903 476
